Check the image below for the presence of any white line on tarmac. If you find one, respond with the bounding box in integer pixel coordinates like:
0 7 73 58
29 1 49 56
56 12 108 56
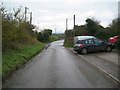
70 49 120 84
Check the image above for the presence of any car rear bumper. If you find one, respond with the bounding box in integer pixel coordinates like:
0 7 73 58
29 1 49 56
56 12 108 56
73 46 82 52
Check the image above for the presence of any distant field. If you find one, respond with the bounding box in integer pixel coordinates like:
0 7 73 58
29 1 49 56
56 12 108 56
49 34 64 42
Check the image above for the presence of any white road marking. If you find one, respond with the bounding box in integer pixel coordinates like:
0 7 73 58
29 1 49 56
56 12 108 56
69 49 120 84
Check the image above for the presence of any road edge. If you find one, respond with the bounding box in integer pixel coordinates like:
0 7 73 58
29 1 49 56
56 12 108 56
67 48 120 85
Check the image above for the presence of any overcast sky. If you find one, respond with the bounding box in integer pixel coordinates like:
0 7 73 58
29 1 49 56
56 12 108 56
1 0 119 33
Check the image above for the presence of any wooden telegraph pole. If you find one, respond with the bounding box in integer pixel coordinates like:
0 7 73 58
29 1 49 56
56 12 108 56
73 14 76 44
73 14 75 28
66 18 68 31
73 14 76 36
30 12 32 25
25 7 29 22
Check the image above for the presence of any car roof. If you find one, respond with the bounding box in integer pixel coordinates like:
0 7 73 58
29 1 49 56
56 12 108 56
75 36 96 40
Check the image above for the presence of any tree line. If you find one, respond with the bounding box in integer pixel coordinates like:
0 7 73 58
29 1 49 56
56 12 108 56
64 17 120 49
37 29 52 43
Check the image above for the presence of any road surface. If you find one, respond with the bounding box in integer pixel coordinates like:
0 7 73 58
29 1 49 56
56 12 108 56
3 40 118 88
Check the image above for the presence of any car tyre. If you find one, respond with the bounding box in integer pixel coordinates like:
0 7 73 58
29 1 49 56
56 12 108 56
106 46 112 52
81 48 88 54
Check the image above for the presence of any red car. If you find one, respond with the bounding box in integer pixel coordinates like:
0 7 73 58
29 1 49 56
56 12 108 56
108 36 119 43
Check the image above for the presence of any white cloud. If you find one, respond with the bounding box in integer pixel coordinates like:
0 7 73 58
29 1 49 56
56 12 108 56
2 0 119 2
2 1 118 33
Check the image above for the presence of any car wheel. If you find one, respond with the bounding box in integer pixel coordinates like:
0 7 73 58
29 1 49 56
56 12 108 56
106 46 112 52
81 48 88 54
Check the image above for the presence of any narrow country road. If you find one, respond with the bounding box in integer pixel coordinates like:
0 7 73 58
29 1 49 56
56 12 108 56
3 40 118 88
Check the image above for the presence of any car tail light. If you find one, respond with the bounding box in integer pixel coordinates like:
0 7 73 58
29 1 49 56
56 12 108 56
79 44 84 46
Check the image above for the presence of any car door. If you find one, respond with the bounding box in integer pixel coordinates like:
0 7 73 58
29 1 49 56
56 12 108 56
85 39 96 52
93 38 105 51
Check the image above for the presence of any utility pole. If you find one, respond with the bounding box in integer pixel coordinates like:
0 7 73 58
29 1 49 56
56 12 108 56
73 14 75 28
55 28 56 34
29 12 32 25
66 18 68 31
73 15 76 35
73 14 76 44
25 7 29 22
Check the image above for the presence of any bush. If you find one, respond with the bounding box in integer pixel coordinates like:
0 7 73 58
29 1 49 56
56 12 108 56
1 5 37 51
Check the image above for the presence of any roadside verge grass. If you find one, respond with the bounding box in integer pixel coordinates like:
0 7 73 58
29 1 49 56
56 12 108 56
64 42 73 48
64 36 74 48
2 42 45 81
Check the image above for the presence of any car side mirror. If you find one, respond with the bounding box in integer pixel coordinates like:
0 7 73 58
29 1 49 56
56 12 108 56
102 41 104 44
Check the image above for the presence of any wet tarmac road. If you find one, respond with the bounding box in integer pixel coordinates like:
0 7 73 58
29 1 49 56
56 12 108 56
3 40 118 88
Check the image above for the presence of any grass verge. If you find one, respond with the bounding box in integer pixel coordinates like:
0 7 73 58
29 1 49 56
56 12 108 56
64 38 73 48
64 42 73 48
49 35 60 42
2 42 45 81
48 34 64 42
